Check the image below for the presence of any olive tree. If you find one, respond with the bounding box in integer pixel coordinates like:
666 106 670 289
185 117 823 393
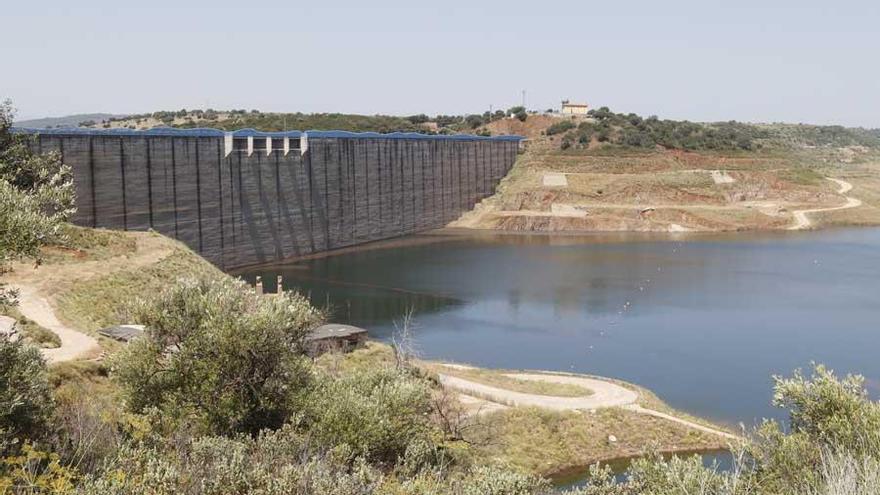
0 99 75 307
110 277 322 436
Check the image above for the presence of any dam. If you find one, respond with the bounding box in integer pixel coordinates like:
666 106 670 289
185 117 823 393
15 127 521 268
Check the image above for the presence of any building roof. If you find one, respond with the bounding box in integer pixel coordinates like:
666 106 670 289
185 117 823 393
305 323 368 342
97 324 144 342
562 102 589 108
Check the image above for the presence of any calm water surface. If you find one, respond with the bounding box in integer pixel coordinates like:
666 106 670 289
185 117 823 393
237 228 880 426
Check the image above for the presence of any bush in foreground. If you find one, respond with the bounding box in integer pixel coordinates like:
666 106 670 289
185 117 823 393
308 368 437 466
0 336 54 455
110 277 322 436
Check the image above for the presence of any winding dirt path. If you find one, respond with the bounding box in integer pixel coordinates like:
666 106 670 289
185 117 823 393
15 285 100 363
4 233 175 364
438 368 737 440
788 178 861 230
438 372 638 411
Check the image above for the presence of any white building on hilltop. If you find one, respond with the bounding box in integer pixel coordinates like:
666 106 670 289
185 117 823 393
561 100 589 115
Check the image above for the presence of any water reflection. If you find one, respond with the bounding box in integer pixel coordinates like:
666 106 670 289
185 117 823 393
551 449 734 490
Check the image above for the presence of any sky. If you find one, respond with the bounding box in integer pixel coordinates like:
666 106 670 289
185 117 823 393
5 0 880 127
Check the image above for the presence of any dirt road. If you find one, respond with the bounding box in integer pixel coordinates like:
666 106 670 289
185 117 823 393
788 178 861 230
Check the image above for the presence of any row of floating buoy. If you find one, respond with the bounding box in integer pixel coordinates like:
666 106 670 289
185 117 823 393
580 240 686 359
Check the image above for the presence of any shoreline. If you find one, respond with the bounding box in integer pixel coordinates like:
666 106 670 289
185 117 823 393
412 356 737 479
547 446 731 487
231 223 880 271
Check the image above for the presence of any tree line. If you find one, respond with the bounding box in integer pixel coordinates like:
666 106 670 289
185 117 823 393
557 107 880 151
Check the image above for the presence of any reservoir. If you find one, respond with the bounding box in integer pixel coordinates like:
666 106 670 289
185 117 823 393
237 227 880 426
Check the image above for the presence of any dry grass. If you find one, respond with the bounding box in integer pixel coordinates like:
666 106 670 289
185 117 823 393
54 249 223 334
314 340 399 376
469 406 725 477
0 306 60 348
40 225 137 265
47 360 112 392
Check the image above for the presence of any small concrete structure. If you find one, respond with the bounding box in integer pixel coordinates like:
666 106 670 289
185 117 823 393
98 324 144 343
305 323 368 357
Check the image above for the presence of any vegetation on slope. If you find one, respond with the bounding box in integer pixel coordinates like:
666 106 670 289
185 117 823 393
53 243 222 334
557 107 880 151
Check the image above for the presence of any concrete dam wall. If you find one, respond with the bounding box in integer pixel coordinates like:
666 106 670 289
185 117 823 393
19 128 520 268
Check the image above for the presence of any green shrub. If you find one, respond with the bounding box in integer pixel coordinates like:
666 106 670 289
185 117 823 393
308 368 436 466
110 277 322 436
0 336 54 454
77 426 384 495
772 364 880 455
458 466 549 495
546 121 576 136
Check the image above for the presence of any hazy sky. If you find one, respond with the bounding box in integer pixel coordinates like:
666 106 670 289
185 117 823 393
6 0 879 127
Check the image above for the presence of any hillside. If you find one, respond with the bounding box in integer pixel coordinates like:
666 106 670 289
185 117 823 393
454 110 880 232
14 113 124 128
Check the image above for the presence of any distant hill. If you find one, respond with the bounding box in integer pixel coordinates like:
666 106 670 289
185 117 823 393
520 107 880 152
15 113 125 128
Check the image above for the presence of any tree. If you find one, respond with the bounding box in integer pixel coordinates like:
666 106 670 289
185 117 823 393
546 121 575 136
110 277 322 436
507 106 528 122
0 100 75 307
465 114 484 129
0 335 54 454
406 114 430 125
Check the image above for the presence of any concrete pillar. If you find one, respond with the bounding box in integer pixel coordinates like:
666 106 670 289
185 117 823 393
224 133 233 157
265 137 272 156
283 137 290 156
247 136 254 156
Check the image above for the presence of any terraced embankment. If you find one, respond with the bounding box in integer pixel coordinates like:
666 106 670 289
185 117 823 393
452 120 880 232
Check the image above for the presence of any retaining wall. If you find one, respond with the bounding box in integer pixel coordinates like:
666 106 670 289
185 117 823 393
22 129 520 268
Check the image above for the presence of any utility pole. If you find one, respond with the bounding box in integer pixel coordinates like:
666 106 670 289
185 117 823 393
521 90 526 109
